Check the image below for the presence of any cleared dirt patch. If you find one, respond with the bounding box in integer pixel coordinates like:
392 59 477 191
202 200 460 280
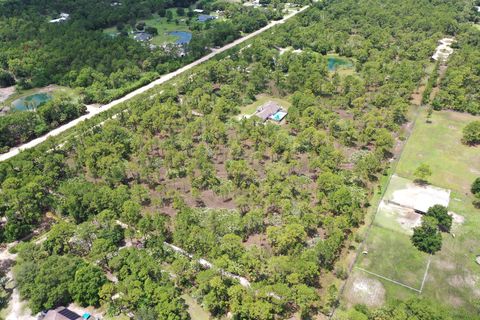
433 259 456 271
378 201 422 234
387 177 450 213
344 272 386 307
449 211 464 225
447 272 478 289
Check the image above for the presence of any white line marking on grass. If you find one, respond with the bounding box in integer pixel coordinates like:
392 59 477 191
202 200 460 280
419 258 431 293
355 267 421 293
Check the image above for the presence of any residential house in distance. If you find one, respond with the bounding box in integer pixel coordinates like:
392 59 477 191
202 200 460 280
254 101 288 122
49 13 70 23
134 32 153 42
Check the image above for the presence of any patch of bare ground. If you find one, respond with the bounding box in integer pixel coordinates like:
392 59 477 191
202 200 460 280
0 86 15 104
448 211 464 226
244 233 271 252
447 272 479 290
432 259 456 271
344 272 386 307
336 109 353 120
410 84 425 106
448 295 465 307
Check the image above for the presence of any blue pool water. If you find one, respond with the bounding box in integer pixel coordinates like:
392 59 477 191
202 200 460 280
270 111 288 122
168 31 192 44
327 56 352 71
12 93 51 111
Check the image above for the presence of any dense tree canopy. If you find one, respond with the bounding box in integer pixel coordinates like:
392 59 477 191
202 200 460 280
2 0 477 318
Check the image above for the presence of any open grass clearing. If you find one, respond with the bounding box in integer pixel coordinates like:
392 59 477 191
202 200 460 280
239 94 291 117
396 109 480 193
181 294 211 320
356 224 430 289
343 109 480 316
103 10 191 45
140 13 190 45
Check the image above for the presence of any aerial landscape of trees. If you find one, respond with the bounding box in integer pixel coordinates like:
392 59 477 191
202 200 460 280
0 94 86 151
0 0 286 104
0 0 478 318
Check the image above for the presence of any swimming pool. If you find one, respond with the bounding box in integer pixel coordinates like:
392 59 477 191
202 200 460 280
270 111 288 122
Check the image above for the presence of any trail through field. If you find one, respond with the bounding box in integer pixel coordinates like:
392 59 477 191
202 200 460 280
0 6 308 163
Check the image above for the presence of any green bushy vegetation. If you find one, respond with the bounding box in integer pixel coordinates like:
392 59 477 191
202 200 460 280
0 0 478 318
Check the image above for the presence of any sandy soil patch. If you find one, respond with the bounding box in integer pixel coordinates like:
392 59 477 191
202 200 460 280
449 211 464 225
379 201 421 234
433 259 456 271
345 273 385 307
0 86 15 104
388 177 450 213
447 295 465 307
470 168 480 175
447 272 478 289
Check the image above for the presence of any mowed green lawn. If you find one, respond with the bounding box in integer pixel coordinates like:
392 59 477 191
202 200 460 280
103 10 191 45
181 294 211 320
356 224 430 288
396 110 480 193
140 13 190 45
343 109 480 317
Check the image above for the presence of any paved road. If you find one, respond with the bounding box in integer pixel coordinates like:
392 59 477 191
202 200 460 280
0 6 308 163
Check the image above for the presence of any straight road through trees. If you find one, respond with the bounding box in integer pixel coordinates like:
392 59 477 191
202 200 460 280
0 6 308 163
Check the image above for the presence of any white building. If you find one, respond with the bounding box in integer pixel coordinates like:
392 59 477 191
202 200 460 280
49 13 70 23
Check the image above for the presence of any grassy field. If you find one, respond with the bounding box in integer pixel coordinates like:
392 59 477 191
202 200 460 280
181 294 211 320
396 110 480 193
103 10 191 45
141 12 190 45
341 109 480 317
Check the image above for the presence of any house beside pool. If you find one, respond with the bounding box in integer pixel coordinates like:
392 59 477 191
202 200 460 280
254 101 288 122
42 306 93 320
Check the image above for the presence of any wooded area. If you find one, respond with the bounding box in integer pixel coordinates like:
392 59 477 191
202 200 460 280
0 0 478 319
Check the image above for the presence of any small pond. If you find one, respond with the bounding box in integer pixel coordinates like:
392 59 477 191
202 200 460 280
11 93 52 111
168 31 192 44
327 56 352 71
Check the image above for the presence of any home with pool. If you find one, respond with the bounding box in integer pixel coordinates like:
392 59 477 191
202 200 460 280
254 101 288 123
